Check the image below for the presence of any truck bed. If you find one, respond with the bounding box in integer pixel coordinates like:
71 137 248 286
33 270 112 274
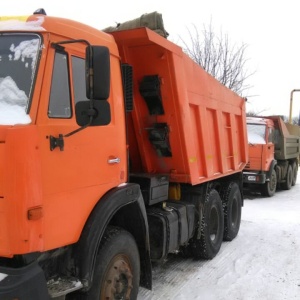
266 116 300 160
111 28 248 185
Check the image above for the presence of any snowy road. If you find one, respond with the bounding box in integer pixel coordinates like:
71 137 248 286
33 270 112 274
138 176 300 300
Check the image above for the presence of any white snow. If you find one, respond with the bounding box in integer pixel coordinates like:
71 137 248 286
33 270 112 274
10 38 40 74
0 77 31 125
0 16 45 31
0 272 7 282
138 175 300 299
0 35 40 125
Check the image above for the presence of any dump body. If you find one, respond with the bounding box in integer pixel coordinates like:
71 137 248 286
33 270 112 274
269 116 300 160
111 28 248 185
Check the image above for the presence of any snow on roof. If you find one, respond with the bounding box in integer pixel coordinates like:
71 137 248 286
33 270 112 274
0 16 45 31
246 116 268 125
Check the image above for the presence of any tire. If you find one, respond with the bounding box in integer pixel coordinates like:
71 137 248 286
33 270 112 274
282 164 293 190
260 169 277 197
291 162 298 186
192 189 224 259
81 226 140 300
220 182 242 241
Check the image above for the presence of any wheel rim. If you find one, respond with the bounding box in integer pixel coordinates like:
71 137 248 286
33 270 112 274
100 254 133 300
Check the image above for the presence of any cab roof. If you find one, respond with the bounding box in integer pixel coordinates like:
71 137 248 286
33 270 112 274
0 13 118 55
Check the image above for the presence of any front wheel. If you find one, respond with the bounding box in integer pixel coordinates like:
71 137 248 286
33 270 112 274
82 226 140 300
261 169 277 197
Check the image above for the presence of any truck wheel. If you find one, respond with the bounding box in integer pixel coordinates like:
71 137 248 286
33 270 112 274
82 226 140 300
292 162 298 186
220 182 242 241
260 169 277 197
282 164 293 190
192 189 224 259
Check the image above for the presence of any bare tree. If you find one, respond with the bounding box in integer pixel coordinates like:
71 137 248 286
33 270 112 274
246 111 261 117
180 21 253 96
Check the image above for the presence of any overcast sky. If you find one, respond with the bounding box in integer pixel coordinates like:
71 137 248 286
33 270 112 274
2 0 300 118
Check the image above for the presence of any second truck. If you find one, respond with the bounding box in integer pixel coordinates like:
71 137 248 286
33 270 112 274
0 10 248 299
243 115 299 196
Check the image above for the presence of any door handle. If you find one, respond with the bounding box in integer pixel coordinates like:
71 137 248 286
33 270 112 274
108 157 121 164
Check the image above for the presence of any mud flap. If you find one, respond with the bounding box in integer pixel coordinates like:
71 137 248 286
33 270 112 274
0 261 49 300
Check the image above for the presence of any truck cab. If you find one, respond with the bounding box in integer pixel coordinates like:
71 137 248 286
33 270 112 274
243 117 276 195
0 13 146 299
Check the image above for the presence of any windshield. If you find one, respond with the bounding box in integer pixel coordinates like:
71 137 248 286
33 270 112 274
0 33 41 125
247 123 267 144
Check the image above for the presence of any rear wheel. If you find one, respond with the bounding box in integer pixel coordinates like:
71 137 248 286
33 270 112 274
282 164 293 190
261 169 277 197
81 226 140 300
292 162 298 186
192 189 224 259
220 182 242 241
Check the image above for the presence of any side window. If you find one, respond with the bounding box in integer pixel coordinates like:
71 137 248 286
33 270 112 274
48 52 71 118
268 128 274 143
274 128 281 149
72 56 89 103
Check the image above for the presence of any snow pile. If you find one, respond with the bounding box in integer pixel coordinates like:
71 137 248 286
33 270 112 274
0 77 31 125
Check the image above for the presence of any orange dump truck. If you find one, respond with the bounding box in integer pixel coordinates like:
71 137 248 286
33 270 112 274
243 116 299 196
0 10 248 299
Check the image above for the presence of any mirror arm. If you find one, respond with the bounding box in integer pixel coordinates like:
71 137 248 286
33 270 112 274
64 116 93 137
49 115 94 151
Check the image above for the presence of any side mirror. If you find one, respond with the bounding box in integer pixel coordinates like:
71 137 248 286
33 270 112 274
86 46 110 100
75 101 111 126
